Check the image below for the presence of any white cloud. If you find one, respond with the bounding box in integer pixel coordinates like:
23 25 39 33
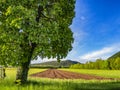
31 57 66 64
66 30 87 60
79 43 120 63
31 43 120 64
72 30 87 47
31 57 57 64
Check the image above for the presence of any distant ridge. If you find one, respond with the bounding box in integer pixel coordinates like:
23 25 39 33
31 60 80 68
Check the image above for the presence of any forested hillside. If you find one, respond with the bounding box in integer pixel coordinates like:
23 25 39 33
108 51 120 60
107 51 120 69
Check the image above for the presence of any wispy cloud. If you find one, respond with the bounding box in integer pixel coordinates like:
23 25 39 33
72 30 87 47
66 30 87 60
79 43 120 63
31 57 67 64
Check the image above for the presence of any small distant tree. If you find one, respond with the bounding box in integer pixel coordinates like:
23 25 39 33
0 0 75 83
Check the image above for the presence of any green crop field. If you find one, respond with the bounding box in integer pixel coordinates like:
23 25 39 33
0 68 120 90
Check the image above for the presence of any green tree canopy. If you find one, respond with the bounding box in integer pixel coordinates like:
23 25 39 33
0 0 75 83
0 0 75 65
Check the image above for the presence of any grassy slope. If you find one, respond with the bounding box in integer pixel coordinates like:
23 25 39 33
0 68 120 90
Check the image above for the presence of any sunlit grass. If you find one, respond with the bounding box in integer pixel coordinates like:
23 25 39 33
0 68 120 90
28 68 46 75
60 69 120 78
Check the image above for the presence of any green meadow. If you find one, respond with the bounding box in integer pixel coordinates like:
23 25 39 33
0 68 120 90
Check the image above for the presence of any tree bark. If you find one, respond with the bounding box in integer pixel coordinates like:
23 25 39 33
15 46 35 84
16 60 31 84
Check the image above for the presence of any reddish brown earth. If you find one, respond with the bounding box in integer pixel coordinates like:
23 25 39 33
30 69 116 80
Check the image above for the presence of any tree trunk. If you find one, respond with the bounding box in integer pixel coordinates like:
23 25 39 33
15 46 35 84
15 60 31 84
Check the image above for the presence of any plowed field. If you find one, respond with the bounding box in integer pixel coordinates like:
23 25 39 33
30 69 115 80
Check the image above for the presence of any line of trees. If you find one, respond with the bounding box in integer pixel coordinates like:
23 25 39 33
70 57 120 70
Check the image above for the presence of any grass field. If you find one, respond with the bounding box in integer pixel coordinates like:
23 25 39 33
0 68 120 90
60 69 120 79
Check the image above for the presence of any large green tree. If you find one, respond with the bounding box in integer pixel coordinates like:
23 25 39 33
0 0 75 83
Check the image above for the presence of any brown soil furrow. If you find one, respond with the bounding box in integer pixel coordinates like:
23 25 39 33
54 69 71 79
43 69 56 78
58 70 114 80
58 70 90 79
50 69 59 78
30 69 53 78
30 69 116 80
56 70 81 79
53 69 64 79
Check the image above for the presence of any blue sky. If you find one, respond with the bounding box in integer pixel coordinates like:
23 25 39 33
66 0 120 63
32 0 120 63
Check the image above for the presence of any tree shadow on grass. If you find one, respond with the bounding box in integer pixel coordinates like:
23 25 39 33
21 80 120 90
70 81 120 90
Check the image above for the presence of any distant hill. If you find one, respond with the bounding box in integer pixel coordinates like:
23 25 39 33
31 60 80 68
108 51 120 60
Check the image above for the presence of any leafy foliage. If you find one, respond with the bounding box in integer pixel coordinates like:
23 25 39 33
0 0 75 66
70 59 110 70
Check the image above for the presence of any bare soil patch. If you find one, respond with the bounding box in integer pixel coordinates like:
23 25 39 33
30 69 115 80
